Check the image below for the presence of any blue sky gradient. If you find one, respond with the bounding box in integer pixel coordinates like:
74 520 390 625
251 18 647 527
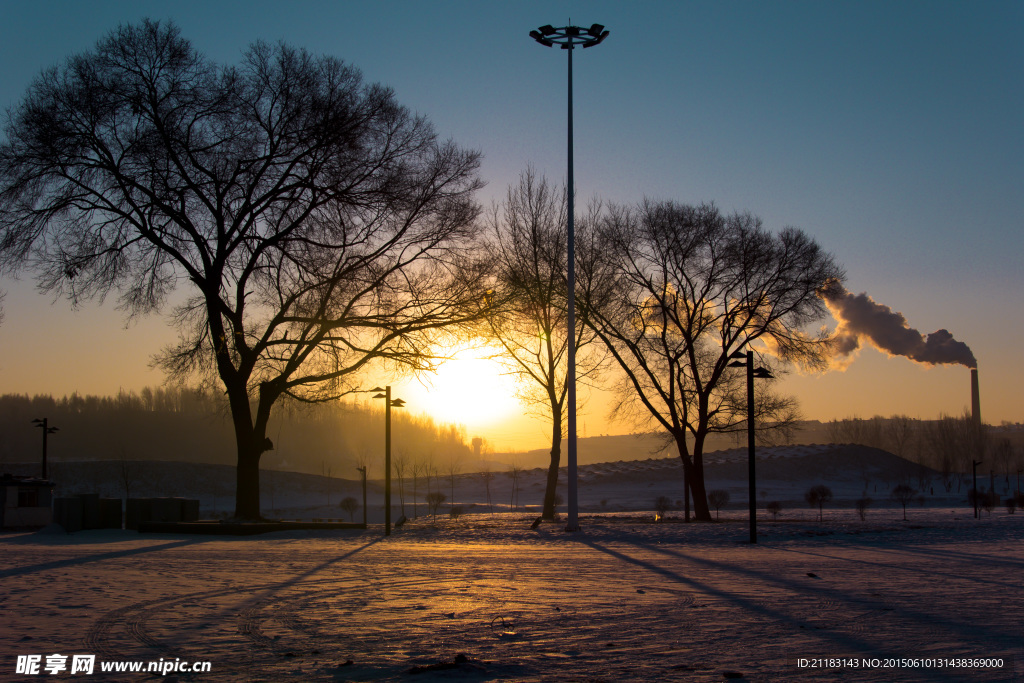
1 1 1020 447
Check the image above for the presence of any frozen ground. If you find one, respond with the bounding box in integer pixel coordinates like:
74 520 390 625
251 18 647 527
1 510 1021 682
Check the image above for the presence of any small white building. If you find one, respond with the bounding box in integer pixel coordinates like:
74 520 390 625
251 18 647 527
1 474 55 529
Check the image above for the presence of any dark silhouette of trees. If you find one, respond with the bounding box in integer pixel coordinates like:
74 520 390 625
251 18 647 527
0 21 485 519
485 169 606 520
578 201 842 520
805 485 833 522
766 500 781 520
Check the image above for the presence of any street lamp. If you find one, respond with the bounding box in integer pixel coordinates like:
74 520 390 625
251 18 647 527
31 418 59 479
729 349 774 544
529 22 609 533
370 386 405 536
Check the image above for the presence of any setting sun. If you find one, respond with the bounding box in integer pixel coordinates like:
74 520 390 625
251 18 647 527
400 344 524 431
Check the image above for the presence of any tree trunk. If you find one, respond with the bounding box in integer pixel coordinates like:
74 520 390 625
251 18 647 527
678 433 711 521
235 446 262 520
542 404 562 520
225 387 269 520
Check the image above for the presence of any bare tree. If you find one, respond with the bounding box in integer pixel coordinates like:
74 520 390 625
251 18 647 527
339 496 359 522
578 201 842 520
805 485 833 522
447 453 462 506
485 170 606 519
0 21 486 519
426 491 446 522
394 450 409 517
410 456 423 519
117 448 140 501
707 489 730 520
891 484 916 520
507 458 524 512
481 465 494 514
887 415 917 459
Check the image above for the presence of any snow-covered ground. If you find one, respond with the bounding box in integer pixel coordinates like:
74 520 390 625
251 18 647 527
2 510 1022 682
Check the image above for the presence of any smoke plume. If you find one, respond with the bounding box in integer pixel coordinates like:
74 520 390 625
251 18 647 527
819 280 976 369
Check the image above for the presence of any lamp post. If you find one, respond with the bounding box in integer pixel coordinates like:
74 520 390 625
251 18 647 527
728 350 774 544
529 22 609 532
370 386 405 536
31 418 59 480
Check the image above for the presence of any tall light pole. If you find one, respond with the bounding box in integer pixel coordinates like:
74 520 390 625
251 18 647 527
529 23 609 532
31 418 59 479
371 386 405 536
729 350 774 544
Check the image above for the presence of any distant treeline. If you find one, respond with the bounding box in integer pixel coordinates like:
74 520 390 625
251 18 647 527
824 413 1024 492
0 388 471 478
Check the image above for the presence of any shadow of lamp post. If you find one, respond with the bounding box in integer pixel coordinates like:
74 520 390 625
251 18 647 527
370 386 405 536
529 22 609 532
31 418 59 479
728 350 774 544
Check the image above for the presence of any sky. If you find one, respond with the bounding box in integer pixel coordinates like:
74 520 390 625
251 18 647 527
0 1 1021 451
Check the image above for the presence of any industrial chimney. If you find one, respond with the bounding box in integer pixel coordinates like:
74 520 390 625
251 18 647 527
970 368 981 429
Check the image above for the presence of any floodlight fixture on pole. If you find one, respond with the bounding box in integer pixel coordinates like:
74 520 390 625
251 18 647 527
728 349 774 543
529 22 609 533
31 418 59 480
369 386 405 536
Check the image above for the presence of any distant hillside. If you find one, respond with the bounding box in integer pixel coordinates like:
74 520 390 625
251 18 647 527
495 421 839 469
3 442 981 521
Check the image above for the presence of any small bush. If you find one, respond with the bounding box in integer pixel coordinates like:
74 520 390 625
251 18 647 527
654 495 672 518
1006 498 1017 515
425 491 446 521
708 490 730 520
338 496 360 522
805 485 833 522
449 505 464 520
766 501 781 520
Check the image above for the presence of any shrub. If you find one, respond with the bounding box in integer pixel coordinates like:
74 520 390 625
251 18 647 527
1005 498 1017 515
805 485 833 522
449 505 464 520
708 490 730 520
338 496 360 522
426 491 446 521
766 501 781 521
654 495 672 519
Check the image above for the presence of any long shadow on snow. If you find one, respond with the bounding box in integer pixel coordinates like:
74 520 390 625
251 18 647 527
580 536 1019 661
